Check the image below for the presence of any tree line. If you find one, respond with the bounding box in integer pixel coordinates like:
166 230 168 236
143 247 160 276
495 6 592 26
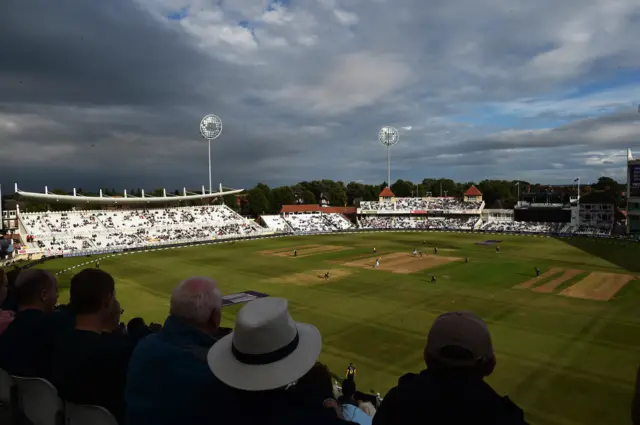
6 176 627 215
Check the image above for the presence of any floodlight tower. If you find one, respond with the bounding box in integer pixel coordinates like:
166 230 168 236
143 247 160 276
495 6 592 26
199 114 223 193
378 126 400 187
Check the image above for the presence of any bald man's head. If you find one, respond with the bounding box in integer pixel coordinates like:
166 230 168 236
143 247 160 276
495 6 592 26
14 269 58 312
170 277 222 331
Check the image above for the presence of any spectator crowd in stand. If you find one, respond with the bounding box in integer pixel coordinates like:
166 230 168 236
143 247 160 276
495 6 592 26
280 213 354 233
480 221 564 234
0 266 537 425
21 205 266 253
360 216 477 230
360 198 483 212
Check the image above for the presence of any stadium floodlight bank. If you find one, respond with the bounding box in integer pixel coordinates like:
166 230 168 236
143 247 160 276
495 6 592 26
13 182 243 205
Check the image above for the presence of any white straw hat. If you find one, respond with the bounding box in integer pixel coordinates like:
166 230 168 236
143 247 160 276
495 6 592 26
207 297 322 391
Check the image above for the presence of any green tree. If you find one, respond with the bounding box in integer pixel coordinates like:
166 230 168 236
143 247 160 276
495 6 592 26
223 194 240 211
247 188 269 216
270 187 296 211
390 179 414 197
300 189 316 204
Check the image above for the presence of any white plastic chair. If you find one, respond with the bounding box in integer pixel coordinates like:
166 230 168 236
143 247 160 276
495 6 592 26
65 403 118 425
0 368 12 406
12 376 64 425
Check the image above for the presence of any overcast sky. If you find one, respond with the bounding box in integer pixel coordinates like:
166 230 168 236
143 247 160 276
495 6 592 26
1 0 639 194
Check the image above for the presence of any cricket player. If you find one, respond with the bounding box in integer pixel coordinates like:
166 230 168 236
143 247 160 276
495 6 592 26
434 247 438 255
413 248 417 257
346 363 356 381
324 271 330 280
535 266 540 277
374 257 380 268
431 276 437 283
294 248 297 257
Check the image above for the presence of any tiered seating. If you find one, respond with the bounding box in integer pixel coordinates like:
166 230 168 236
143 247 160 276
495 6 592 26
360 197 482 212
324 213 354 230
360 216 476 230
481 221 563 233
282 213 355 233
569 225 612 236
283 214 333 233
261 215 292 232
20 205 266 253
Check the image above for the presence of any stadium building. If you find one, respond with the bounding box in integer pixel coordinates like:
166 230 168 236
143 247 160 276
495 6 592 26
627 149 640 234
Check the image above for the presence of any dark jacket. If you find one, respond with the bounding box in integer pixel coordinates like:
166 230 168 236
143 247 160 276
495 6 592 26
373 369 528 425
0 309 73 380
125 316 225 425
52 330 133 424
225 388 355 425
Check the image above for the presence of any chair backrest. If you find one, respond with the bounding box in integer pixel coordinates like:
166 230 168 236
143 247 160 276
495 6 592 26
12 376 64 425
0 368 12 405
65 403 118 425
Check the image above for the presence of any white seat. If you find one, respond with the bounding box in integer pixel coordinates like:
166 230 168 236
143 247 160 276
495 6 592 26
12 376 64 425
65 402 118 425
0 368 12 406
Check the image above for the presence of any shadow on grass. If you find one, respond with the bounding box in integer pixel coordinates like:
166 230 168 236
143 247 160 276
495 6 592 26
556 236 640 273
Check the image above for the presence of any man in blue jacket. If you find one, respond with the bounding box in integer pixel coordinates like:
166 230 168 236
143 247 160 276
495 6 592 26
125 276 226 425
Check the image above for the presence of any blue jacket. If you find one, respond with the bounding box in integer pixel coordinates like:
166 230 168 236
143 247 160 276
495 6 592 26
342 403 373 425
124 316 226 425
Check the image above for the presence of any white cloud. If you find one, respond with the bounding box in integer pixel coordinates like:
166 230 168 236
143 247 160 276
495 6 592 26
333 9 359 25
262 52 413 115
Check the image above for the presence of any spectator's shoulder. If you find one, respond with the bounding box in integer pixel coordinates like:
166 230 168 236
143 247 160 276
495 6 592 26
499 395 529 424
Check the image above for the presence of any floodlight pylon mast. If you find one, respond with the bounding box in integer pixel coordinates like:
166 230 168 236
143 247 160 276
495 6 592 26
387 146 391 188
208 139 212 194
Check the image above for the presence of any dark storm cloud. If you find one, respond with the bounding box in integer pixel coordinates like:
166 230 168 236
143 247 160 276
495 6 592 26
1 0 640 193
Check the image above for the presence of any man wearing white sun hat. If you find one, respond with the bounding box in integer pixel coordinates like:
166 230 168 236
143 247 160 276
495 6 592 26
208 297 352 424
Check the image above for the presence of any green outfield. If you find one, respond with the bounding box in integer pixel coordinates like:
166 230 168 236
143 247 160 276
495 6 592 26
40 232 640 425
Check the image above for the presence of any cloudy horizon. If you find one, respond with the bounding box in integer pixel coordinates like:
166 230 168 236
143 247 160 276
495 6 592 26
1 0 639 193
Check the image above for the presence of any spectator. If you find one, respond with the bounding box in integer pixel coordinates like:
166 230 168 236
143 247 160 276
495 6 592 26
0 270 14 334
103 299 123 334
373 311 528 425
293 362 347 421
51 269 132 424
0 268 20 312
207 297 348 424
125 277 227 425
0 269 66 380
339 379 373 425
126 317 151 346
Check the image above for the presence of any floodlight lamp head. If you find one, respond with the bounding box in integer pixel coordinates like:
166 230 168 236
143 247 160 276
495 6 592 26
379 126 399 148
199 114 223 140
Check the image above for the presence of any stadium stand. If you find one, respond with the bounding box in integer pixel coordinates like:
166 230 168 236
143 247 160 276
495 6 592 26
360 198 483 213
566 225 612 236
19 205 266 254
260 215 293 232
282 213 354 233
480 221 564 234
360 216 477 230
